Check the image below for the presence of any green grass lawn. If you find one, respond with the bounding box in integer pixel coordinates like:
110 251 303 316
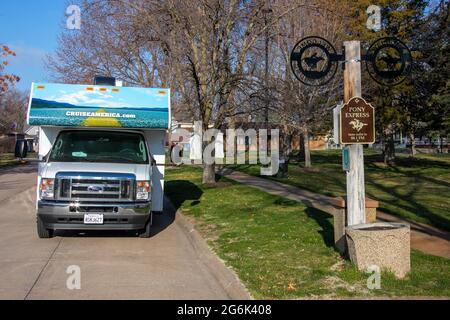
0 152 37 168
165 166 450 298
0 153 20 168
229 150 450 232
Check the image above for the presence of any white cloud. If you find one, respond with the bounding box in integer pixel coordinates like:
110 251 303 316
8 45 47 65
49 90 131 108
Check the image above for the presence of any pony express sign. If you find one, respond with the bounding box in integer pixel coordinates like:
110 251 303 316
340 97 375 144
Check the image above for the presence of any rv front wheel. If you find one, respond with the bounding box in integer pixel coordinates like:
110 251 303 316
37 216 54 238
138 215 152 238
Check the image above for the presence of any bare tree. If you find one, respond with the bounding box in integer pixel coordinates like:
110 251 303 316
245 0 348 172
49 0 321 183
0 89 28 134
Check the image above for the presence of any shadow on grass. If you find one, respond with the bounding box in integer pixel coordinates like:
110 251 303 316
164 180 203 212
366 176 450 231
273 198 298 206
304 207 335 249
385 160 450 189
395 155 450 169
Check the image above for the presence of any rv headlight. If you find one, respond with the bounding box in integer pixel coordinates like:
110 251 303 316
136 181 151 200
40 178 55 200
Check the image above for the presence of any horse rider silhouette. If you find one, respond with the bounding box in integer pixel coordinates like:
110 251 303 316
377 53 401 70
302 52 325 70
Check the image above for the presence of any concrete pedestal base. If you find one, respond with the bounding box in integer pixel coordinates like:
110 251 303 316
365 207 377 223
346 222 410 278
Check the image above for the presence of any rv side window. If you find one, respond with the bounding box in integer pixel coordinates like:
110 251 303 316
49 131 149 164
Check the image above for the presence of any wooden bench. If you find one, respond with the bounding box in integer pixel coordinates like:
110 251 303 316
328 197 379 223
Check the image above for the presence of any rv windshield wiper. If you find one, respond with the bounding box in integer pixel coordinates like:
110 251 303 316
91 155 138 163
50 156 95 162
68 157 97 162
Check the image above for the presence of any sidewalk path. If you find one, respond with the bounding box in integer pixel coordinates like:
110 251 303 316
219 168 450 259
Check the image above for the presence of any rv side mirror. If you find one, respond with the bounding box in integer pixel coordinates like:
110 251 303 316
14 139 28 159
26 139 33 153
149 154 156 166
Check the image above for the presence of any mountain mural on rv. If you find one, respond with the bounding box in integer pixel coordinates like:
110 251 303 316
27 83 170 129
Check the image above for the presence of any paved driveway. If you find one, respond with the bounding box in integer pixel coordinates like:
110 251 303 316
0 163 37 203
0 164 249 299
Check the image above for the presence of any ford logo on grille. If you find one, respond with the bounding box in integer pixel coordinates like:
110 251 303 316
87 185 104 192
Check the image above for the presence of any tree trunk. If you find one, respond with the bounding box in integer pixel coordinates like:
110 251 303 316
202 163 216 184
302 127 311 168
298 132 304 162
202 129 216 184
409 131 417 157
228 116 236 130
383 125 395 165
276 131 292 178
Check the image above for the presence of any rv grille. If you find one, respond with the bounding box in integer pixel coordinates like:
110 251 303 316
55 173 135 202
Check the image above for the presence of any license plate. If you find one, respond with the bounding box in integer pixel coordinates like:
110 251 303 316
84 214 104 224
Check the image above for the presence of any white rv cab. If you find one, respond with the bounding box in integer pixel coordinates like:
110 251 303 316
25 78 170 238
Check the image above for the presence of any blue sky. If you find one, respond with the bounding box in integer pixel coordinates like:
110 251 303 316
32 83 170 109
0 0 67 92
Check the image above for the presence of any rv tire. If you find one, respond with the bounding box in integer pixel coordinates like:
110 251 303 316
37 216 54 238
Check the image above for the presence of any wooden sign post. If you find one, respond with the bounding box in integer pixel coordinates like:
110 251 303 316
343 41 366 226
290 37 385 227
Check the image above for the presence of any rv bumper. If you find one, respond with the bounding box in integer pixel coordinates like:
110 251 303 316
37 200 151 230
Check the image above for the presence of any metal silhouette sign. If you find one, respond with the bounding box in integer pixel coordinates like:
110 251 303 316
290 36 340 86
365 37 412 86
340 97 375 144
290 36 412 87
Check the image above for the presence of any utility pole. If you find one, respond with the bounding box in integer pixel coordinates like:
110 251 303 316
343 41 366 226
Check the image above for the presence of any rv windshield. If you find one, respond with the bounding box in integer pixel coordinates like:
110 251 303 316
49 130 149 164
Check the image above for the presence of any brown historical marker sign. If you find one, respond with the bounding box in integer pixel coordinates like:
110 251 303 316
340 97 375 144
